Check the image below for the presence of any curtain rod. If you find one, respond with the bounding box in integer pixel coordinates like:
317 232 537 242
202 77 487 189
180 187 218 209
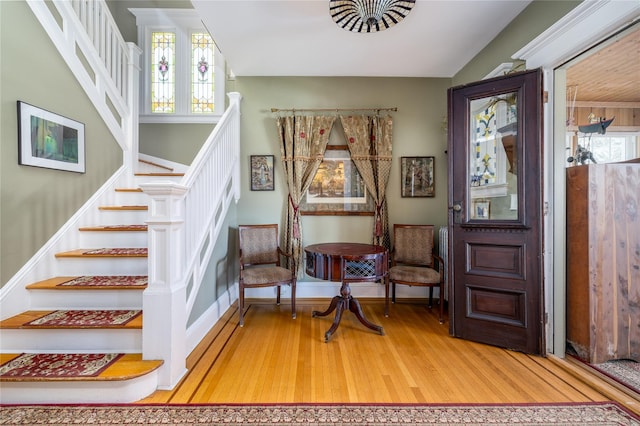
270 107 397 113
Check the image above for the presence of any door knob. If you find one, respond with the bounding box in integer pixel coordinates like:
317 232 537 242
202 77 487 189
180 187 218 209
450 203 462 212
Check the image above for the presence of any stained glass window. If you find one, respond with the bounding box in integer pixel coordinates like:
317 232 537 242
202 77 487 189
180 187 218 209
472 105 498 186
191 33 215 113
151 32 175 113
131 9 226 122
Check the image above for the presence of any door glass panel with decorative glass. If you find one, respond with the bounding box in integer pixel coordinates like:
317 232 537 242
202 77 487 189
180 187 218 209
468 92 518 221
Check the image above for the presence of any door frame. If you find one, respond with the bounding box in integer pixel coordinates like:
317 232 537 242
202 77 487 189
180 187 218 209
512 2 640 356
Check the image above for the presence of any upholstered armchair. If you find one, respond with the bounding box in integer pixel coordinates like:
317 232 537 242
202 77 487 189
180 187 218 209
389 224 445 323
238 224 296 326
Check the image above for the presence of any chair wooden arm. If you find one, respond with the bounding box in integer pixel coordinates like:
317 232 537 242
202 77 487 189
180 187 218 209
277 247 296 273
433 254 444 271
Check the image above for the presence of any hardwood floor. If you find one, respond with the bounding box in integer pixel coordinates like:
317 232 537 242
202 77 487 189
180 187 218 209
138 299 640 413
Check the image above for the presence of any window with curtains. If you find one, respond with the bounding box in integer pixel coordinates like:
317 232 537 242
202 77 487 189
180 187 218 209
130 9 226 123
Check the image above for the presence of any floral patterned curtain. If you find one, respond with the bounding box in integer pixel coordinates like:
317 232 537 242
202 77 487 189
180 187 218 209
340 114 393 250
277 115 335 275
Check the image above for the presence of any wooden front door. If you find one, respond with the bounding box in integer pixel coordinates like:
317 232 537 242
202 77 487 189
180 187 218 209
447 69 544 355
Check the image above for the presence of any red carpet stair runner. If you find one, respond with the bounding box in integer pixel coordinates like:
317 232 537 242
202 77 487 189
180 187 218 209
22 309 142 328
0 353 125 378
0 179 175 400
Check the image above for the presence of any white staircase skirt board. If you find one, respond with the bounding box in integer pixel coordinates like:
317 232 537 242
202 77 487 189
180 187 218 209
54 258 148 276
0 371 159 404
0 329 141 353
29 290 142 310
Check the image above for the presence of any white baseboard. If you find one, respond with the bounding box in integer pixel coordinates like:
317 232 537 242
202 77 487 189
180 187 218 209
243 280 441 299
186 282 238 355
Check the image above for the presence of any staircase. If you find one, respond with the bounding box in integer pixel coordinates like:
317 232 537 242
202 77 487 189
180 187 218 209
0 167 184 403
0 0 242 403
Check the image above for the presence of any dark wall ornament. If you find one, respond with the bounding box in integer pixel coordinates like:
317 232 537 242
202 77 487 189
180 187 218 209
250 155 275 191
401 156 435 197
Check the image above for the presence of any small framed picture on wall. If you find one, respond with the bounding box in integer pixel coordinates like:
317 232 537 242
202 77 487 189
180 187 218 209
250 155 274 191
401 156 435 197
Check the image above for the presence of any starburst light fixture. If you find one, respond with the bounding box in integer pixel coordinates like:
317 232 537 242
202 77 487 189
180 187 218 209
329 0 416 33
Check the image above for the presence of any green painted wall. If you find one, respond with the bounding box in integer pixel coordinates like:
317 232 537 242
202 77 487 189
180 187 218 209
139 123 214 165
0 1 121 285
188 201 238 326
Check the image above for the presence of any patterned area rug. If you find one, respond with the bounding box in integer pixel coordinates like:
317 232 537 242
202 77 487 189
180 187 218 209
0 402 637 425
25 310 141 327
594 359 640 394
82 248 147 256
57 276 147 287
0 353 123 379
103 225 147 230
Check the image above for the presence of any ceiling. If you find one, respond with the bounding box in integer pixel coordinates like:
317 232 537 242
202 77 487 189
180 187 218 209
191 0 531 77
566 24 640 103
189 1 639 105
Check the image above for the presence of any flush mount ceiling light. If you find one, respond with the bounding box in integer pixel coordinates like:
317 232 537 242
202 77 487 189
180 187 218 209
330 0 416 33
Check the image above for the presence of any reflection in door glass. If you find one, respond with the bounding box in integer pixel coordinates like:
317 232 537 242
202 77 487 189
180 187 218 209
468 92 518 220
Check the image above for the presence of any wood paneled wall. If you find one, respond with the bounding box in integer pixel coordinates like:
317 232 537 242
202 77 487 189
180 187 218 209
566 160 640 363
568 104 640 132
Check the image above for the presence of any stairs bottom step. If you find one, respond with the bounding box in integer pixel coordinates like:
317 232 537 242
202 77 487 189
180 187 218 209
0 353 162 381
0 353 162 403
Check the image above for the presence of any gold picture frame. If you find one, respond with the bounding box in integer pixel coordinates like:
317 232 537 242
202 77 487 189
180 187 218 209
300 145 374 216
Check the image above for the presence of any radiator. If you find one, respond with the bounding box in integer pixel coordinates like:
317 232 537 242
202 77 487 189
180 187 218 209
438 226 449 301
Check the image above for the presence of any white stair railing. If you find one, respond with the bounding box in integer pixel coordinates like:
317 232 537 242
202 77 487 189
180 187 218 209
26 0 140 163
139 93 242 389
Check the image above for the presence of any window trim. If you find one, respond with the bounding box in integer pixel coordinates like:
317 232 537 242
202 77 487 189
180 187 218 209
129 8 225 124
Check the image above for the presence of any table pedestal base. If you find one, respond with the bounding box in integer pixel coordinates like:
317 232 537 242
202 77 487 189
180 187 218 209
312 282 384 342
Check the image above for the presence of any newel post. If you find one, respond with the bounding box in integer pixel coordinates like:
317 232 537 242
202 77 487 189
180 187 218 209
227 92 242 203
124 42 142 172
139 182 189 389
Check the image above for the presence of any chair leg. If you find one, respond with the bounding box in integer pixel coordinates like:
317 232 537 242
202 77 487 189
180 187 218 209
239 285 245 327
384 276 389 317
291 279 297 320
276 286 281 305
428 286 434 308
391 281 396 303
438 283 445 324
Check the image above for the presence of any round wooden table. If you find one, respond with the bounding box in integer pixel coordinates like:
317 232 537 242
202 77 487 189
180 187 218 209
304 243 389 342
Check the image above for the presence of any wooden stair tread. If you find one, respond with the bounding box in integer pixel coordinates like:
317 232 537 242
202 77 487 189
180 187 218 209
98 205 148 211
115 188 143 192
55 248 147 258
79 225 148 232
26 276 147 290
134 172 184 177
0 310 142 329
0 353 163 382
